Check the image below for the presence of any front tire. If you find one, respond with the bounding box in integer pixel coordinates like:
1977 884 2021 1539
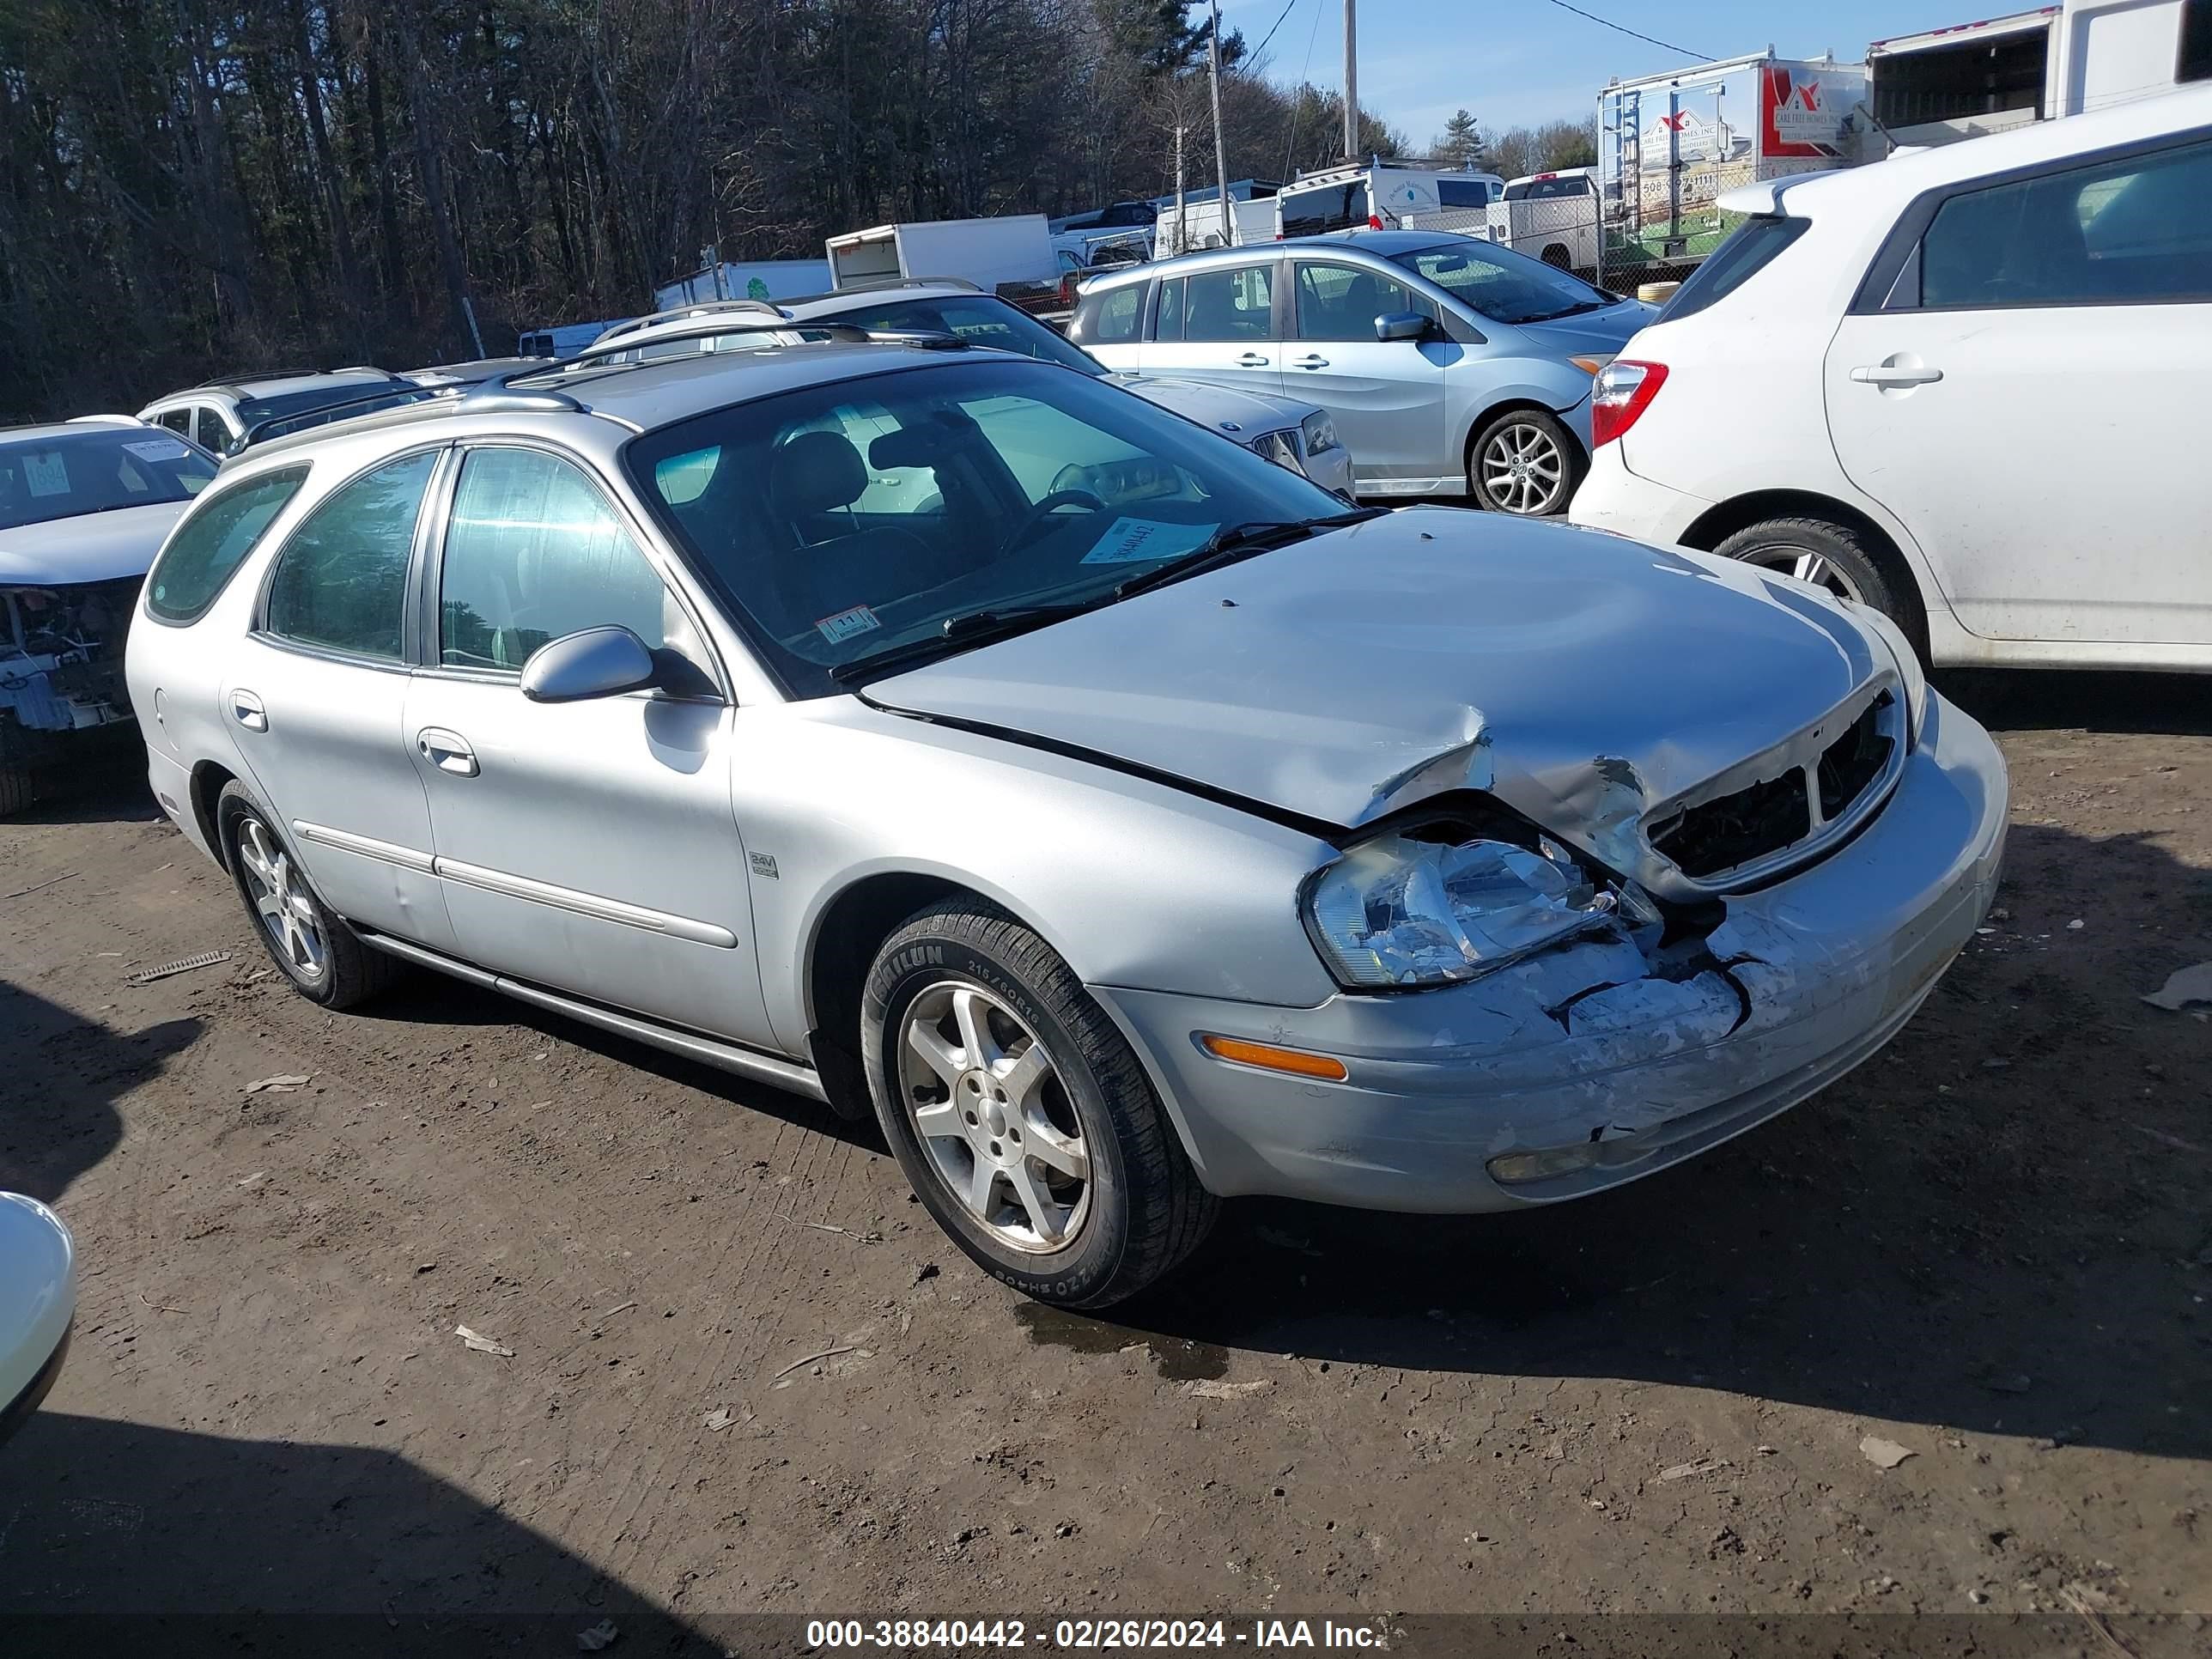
1469 408 1582 516
862 899 1216 1309
1712 515 1925 654
216 781 403 1009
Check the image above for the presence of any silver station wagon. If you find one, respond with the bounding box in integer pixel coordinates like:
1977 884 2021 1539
128 330 2008 1307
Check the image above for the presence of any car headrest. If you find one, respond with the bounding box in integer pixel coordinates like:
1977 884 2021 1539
769 429 867 517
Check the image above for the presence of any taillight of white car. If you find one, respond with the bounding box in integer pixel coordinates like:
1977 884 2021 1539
1590 360 1668 447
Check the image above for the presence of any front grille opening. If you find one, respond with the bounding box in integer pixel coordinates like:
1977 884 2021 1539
1817 692 1895 820
1649 769 1812 878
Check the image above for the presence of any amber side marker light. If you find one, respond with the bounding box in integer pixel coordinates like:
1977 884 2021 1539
1198 1035 1349 1082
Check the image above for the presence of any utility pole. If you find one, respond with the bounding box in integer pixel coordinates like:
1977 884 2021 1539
1342 0 1358 160
1207 0 1232 243
1173 125 1188 254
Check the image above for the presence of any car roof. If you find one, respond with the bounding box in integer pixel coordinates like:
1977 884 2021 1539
1091 228 1460 287
1722 80 2212 217
0 421 140 446
232 337 1016 464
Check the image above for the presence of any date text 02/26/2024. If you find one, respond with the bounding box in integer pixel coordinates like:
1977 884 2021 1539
805 1620 1387 1650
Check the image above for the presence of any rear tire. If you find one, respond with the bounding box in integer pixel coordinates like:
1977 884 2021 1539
216 781 404 1010
1712 515 1926 656
862 898 1216 1309
0 719 40 816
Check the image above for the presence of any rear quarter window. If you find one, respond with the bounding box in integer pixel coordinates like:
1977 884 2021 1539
1657 214 1810 322
1069 282 1144 345
144 465 311 624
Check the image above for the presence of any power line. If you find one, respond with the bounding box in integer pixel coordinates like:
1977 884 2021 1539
1540 0 1709 60
1283 0 1328 179
1247 0 1302 62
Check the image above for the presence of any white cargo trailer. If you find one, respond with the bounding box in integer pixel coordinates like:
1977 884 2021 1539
1597 52 1869 276
1868 1 2209 149
824 216 1058 293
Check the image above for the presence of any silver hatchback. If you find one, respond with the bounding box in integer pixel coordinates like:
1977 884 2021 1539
129 336 2006 1308
1071 231 1655 514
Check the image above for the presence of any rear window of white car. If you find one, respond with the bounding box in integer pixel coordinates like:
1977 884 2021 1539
1068 283 1143 345
1659 214 1811 323
144 465 309 624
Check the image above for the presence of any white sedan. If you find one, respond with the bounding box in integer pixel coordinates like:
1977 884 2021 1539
0 1193 73 1447
1571 82 2212 669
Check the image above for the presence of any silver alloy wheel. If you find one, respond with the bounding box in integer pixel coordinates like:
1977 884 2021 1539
1741 545 1869 605
1478 421 1567 514
236 817 327 983
896 981 1091 1254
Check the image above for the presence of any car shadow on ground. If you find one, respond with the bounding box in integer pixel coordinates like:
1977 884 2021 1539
1937 667 2212 737
0 1412 717 1652
0 983 198 1202
1079 788 2212 1467
356 972 884 1153
2 746 160 828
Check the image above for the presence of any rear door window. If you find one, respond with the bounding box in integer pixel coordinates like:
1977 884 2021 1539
263 452 438 660
1914 136 2212 309
1182 265 1276 341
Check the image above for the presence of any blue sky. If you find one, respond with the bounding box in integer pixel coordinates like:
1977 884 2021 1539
1224 0 1989 143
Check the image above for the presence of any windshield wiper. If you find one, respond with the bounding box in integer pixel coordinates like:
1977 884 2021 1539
1111 507 1384 600
1519 299 1609 323
827 601 1097 684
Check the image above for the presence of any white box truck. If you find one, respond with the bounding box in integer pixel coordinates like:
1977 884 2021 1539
824 216 1059 294
1868 0 2209 149
1154 192 1279 254
1597 52 1869 276
1273 161 1505 238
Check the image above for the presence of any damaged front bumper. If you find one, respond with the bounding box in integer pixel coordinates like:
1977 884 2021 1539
1091 691 2008 1212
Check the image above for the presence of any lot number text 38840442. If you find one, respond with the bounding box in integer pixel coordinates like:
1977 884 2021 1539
805 1620 1388 1650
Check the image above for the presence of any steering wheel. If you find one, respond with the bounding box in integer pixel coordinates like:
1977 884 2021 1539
997 489 1107 558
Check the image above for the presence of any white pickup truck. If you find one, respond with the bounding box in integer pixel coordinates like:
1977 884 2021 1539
1480 167 1601 274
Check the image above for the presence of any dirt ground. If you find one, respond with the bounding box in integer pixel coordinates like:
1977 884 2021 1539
3 670 2208 1652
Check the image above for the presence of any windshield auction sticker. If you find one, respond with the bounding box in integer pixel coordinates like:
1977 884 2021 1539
124 437 193 463
1079 517 1215 566
814 604 881 644
22 452 69 495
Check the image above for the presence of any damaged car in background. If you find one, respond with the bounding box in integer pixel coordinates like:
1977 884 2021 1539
128 340 2006 1310
2 421 217 811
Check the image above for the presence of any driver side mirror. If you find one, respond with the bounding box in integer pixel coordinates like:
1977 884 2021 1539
1375 311 1431 343
520 626 659 703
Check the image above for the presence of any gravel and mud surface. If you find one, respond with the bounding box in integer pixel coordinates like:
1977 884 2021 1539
3 671 2207 1652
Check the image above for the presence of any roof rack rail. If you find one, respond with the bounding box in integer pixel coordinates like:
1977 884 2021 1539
490 319 969 392
824 275 984 295
235 385 450 451
192 368 321 390
599 299 789 345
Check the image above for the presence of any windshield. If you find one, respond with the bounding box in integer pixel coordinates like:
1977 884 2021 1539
1389 237 1613 324
810 296 1104 376
624 355 1345 696
0 428 217 531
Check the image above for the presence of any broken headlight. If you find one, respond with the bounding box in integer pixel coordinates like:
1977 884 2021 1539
1302 833 1626 989
1846 602 1929 749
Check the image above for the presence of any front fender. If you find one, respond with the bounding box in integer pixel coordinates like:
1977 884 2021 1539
736 698 1340 1054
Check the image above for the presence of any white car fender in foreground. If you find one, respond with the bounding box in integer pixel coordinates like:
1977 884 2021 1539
0 1192 74 1445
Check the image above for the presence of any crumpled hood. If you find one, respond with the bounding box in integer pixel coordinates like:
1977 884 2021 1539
0 501 186 586
868 507 1893 896
1115 374 1310 435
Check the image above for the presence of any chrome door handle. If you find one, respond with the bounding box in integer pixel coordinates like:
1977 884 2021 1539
1850 363 1943 386
416 727 478 778
1291 355 1329 368
1237 352 1270 367
230 690 267 732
